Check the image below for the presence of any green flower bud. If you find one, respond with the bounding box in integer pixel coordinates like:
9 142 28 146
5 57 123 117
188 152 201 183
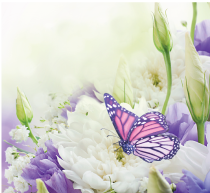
181 20 187 28
147 166 172 193
153 3 173 53
184 32 209 123
16 87 33 125
36 179 49 193
113 55 133 107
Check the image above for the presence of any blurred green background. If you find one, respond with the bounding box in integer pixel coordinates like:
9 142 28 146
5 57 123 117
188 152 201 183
2 2 210 125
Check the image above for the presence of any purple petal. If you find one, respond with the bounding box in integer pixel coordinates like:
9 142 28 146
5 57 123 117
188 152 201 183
194 20 210 56
181 170 205 193
204 171 210 191
175 182 188 193
166 103 208 145
61 108 68 120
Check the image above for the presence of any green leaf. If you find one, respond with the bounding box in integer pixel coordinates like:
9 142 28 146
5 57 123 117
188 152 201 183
4 140 33 154
113 55 133 107
36 179 49 193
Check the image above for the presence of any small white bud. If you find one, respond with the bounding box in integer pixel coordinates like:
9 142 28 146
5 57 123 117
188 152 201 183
147 166 172 193
113 55 134 107
184 32 209 122
36 179 49 193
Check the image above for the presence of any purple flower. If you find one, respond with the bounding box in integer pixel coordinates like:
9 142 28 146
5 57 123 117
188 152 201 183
166 103 209 145
194 20 210 56
61 83 101 119
22 140 81 193
178 169 210 193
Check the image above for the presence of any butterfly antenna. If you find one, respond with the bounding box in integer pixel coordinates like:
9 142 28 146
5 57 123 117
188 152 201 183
107 135 120 139
114 147 121 152
112 142 119 145
101 128 118 136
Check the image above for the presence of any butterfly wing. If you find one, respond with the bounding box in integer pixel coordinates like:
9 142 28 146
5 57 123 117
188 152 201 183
129 111 169 142
104 93 138 141
133 134 180 163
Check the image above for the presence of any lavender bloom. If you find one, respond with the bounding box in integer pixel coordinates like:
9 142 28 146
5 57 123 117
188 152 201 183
179 170 210 193
61 83 101 119
194 20 210 56
22 140 81 193
166 103 209 145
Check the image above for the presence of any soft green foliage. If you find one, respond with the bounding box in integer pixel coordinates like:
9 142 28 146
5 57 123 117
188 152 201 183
113 56 133 107
16 87 33 125
36 179 49 193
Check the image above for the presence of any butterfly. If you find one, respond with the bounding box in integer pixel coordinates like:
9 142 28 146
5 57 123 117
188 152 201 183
104 93 180 163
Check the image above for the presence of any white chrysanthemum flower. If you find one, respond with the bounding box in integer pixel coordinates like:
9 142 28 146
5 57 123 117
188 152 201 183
13 176 29 193
138 177 149 193
3 186 15 193
9 125 29 143
94 30 210 110
50 96 170 193
5 146 18 164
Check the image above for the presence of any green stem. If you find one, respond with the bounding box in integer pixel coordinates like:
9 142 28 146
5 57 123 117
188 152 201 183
196 121 205 144
190 2 197 43
161 50 172 115
25 121 38 145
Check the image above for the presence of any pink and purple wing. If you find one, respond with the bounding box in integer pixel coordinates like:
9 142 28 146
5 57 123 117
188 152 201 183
104 93 138 141
129 111 169 142
133 134 180 163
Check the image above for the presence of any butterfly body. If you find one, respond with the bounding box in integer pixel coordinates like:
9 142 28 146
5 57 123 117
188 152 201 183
119 140 134 155
104 93 180 163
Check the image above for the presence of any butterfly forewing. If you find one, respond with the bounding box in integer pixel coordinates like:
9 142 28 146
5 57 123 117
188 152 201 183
128 112 169 142
104 93 138 141
133 134 180 163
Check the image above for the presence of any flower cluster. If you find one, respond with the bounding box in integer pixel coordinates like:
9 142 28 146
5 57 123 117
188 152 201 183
3 2 210 193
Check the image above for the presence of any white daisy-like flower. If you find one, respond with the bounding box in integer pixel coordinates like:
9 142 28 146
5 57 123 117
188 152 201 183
5 146 18 164
3 186 15 193
13 176 29 193
50 96 171 193
9 125 30 143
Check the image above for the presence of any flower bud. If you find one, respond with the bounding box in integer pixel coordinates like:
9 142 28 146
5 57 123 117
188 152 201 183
36 179 49 193
16 87 33 125
113 55 133 107
153 3 173 53
184 32 209 123
147 166 172 193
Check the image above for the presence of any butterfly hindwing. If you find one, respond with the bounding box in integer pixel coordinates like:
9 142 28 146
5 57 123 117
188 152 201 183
129 112 169 142
133 134 180 163
104 93 138 141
